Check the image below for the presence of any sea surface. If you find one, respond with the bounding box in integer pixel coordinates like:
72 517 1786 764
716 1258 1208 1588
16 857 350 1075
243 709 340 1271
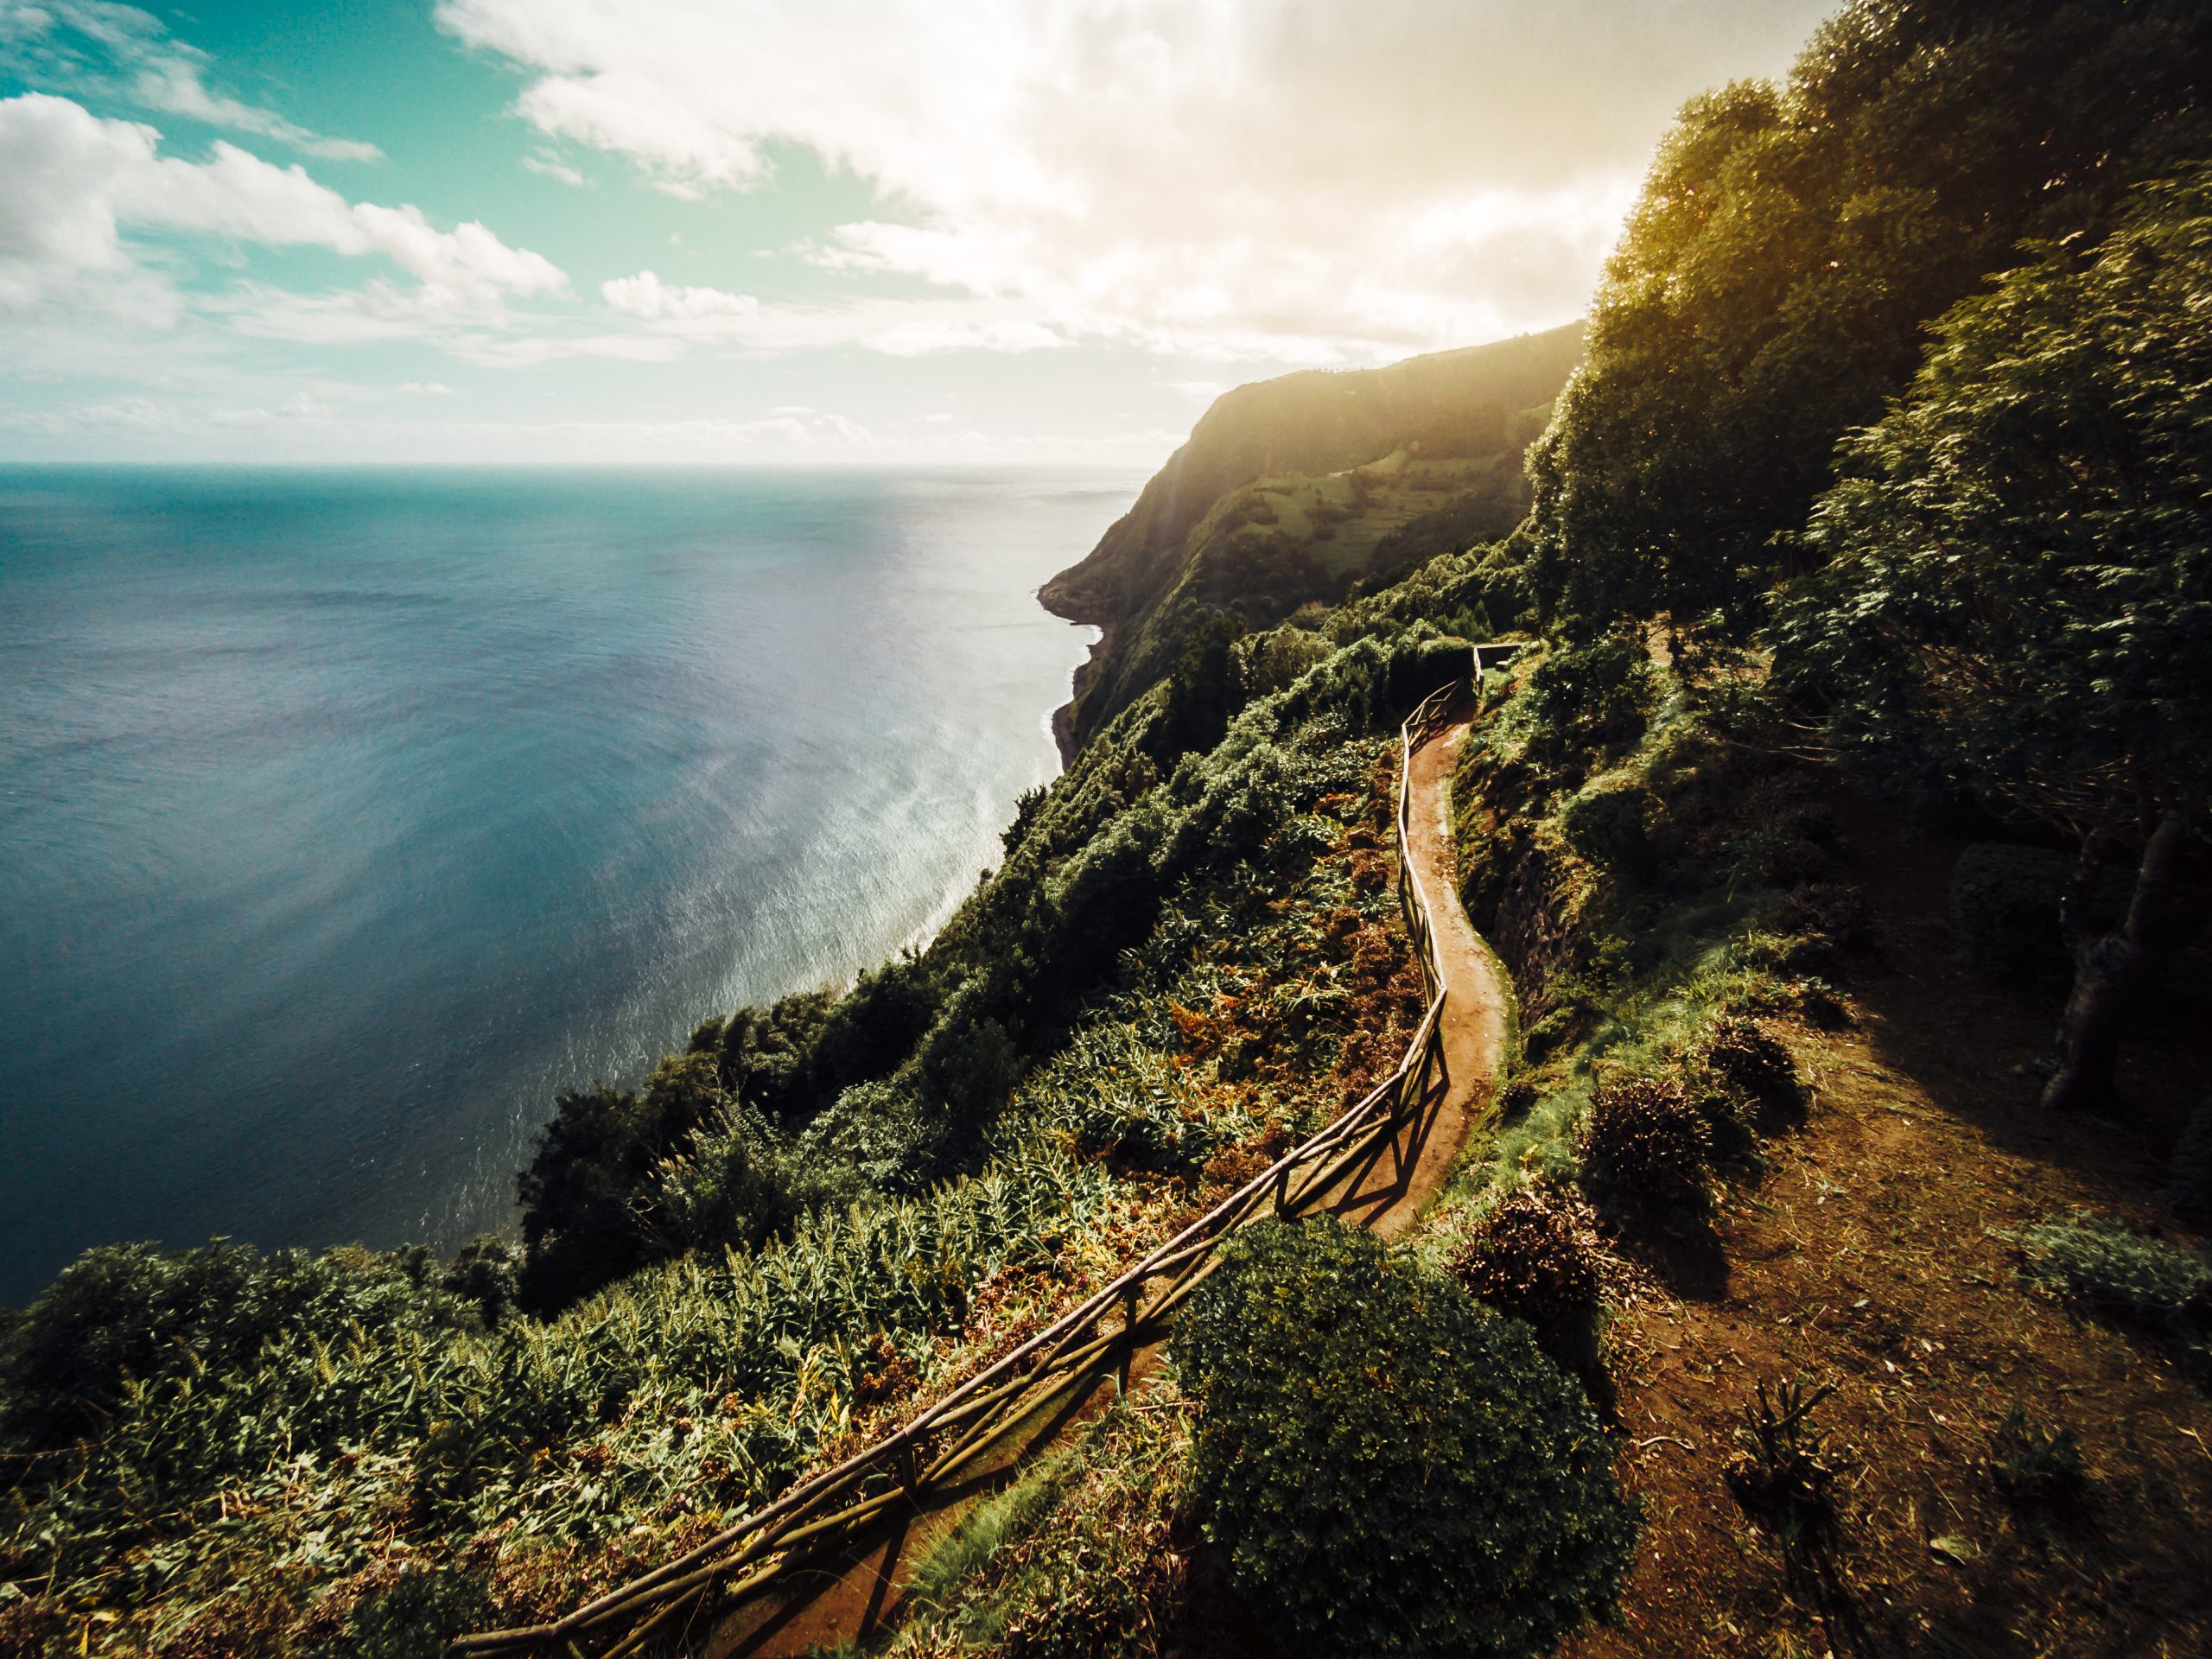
0 466 1139 1303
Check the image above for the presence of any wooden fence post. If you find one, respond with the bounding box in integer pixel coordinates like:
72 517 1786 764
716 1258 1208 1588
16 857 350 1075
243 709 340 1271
1119 1279 1140 1396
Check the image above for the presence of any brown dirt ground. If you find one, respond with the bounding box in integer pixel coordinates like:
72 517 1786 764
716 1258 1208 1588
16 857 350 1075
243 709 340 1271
1565 790 2212 1659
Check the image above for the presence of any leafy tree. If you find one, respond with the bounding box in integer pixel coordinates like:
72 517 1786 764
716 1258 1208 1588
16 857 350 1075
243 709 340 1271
1176 1217 1637 1659
806 953 939 1098
516 1052 726 1307
716 988 834 1122
1771 170 2212 1114
1527 0 2212 638
1158 608 1248 757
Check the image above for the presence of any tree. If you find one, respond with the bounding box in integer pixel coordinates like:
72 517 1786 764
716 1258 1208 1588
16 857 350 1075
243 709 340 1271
1526 0 2212 640
515 1052 727 1308
1158 607 1248 757
1770 169 2212 1114
1176 1216 1637 1659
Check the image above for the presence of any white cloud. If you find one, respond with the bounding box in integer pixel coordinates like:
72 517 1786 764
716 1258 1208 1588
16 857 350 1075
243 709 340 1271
207 391 336 427
601 269 1068 357
438 0 1832 360
0 393 182 432
601 270 760 321
7 2 384 162
0 93 566 336
127 58 383 163
521 153 585 186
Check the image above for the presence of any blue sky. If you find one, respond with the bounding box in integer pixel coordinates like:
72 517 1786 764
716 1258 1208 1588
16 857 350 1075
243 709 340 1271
1 1 1832 464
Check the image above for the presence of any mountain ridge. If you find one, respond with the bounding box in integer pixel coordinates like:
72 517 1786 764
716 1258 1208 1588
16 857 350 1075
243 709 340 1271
1042 321 1585 749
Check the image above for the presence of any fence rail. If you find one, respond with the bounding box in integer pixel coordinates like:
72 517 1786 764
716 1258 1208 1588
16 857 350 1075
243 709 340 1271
454 680 1466 1659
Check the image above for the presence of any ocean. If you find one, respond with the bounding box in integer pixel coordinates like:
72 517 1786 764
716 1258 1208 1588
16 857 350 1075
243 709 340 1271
0 466 1139 1304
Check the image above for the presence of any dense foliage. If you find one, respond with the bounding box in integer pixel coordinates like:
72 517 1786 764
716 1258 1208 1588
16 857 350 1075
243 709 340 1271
1176 1217 1637 1659
1528 0 2210 634
1774 169 2212 837
1772 168 2212 1109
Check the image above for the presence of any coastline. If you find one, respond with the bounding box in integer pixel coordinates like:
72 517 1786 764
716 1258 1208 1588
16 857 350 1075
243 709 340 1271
1039 588 1116 766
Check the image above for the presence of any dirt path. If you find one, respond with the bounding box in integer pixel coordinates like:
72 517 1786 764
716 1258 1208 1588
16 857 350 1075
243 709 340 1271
1564 791 2212 1659
710 716 1506 1657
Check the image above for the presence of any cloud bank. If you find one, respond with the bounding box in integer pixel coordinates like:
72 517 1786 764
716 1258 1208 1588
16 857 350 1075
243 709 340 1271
0 93 564 333
440 0 1830 359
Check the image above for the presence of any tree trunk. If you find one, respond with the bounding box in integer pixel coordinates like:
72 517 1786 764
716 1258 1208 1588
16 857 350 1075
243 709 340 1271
2039 810 2195 1116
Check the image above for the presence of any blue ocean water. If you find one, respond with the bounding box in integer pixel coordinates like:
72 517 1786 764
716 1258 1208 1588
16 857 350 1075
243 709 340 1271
0 466 1137 1303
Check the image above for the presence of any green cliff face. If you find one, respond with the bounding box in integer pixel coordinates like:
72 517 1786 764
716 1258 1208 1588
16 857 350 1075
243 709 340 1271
1042 321 1584 749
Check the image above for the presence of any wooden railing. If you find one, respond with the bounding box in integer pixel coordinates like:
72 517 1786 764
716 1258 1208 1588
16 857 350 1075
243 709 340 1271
455 681 1466 1659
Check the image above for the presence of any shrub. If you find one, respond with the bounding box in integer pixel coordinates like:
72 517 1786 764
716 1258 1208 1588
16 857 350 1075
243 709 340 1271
1725 1378 1845 1557
1775 880 1872 944
2007 1212 2212 1339
515 1053 727 1309
1988 1405 2087 1511
719 989 835 1122
1239 625 1332 701
1950 843 2072 986
1580 1075 1712 1208
1523 634 1655 765
1451 1186 1602 1335
912 982 1021 1118
808 955 940 1096
657 1103 813 1250
1176 1217 1637 1659
794 1077 945 1192
442 1236 522 1329
1387 632 1474 711
1698 1016 1803 1118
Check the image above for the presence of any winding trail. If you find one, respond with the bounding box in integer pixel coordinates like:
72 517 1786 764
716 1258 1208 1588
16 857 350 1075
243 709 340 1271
710 712 1507 1657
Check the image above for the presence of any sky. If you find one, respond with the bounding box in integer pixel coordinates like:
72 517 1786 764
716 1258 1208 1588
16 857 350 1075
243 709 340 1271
0 1 1834 466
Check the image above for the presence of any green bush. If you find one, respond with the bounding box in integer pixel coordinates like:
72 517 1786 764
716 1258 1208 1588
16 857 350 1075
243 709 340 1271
2008 1213 2212 1337
1523 634 1655 766
515 1052 731 1309
1949 843 2072 986
1176 1217 1637 1659
794 1077 945 1193
1580 1075 1712 1210
1387 632 1474 711
717 989 834 1122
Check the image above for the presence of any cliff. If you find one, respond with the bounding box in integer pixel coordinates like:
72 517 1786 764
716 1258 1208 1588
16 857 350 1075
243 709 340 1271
1043 321 1584 749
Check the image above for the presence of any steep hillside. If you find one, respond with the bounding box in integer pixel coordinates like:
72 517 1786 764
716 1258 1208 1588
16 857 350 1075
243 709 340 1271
1044 322 1583 749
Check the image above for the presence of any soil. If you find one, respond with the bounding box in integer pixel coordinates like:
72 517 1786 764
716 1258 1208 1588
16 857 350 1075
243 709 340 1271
1565 790 2212 1659
712 715 1506 1656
